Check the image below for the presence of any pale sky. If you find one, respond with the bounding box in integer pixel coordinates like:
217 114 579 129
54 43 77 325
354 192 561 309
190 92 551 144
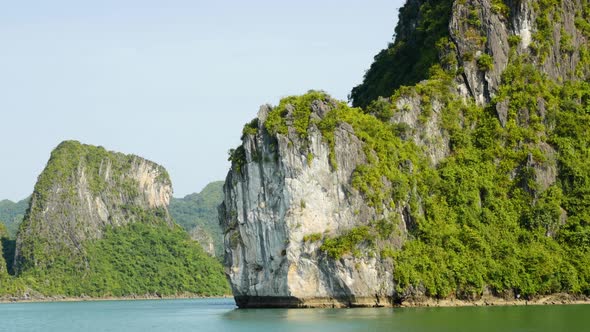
0 0 404 201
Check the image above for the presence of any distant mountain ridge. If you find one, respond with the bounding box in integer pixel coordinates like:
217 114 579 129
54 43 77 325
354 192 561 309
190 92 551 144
0 198 29 238
169 181 224 257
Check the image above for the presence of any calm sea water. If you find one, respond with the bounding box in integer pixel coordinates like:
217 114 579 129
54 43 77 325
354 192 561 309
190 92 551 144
0 298 587 332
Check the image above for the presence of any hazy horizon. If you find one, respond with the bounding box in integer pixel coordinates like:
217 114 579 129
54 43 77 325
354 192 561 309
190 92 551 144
0 0 404 201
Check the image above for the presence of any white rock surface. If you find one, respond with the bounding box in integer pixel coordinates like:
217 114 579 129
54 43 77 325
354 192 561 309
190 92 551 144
219 103 400 308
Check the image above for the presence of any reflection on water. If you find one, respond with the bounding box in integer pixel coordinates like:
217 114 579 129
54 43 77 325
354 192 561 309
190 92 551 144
223 306 396 323
222 307 395 331
1 298 587 332
222 303 589 332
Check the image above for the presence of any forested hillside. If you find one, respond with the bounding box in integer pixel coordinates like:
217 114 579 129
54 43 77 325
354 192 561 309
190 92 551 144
0 141 229 298
221 0 590 307
169 182 224 257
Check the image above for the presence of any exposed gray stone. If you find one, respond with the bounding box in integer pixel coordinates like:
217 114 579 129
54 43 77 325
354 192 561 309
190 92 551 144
15 141 173 272
392 94 450 165
220 0 589 308
219 100 403 308
496 98 509 127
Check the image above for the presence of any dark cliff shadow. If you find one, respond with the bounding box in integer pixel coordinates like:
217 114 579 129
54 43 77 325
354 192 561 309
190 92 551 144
1 237 16 275
233 296 305 308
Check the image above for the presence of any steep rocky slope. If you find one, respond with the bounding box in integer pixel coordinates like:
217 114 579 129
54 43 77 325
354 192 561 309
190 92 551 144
220 96 405 307
2 182 226 260
15 140 173 272
221 0 590 308
351 0 589 108
8 141 228 297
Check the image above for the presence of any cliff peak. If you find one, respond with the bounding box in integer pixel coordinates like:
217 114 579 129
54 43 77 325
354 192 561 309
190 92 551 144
15 141 173 272
352 0 589 108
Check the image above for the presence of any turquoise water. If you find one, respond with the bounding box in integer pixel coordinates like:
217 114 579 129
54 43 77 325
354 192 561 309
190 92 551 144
0 298 587 331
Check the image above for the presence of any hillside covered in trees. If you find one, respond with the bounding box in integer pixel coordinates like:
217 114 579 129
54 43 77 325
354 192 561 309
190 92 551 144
220 0 590 307
0 141 229 298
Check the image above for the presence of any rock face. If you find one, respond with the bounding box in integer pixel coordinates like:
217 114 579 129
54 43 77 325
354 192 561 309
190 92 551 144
450 0 587 105
15 141 173 272
391 95 450 165
221 0 590 308
352 0 588 108
220 101 408 308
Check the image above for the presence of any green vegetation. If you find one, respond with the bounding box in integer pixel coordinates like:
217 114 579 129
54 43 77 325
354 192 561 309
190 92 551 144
265 90 329 137
169 181 225 257
0 224 8 276
560 29 575 54
388 58 590 299
350 0 454 108
477 54 494 71
4 222 229 297
319 102 425 210
0 142 229 298
263 90 340 167
252 51 590 299
0 223 15 276
241 118 259 139
530 0 563 61
227 146 247 173
491 0 510 17
508 35 522 48
320 226 372 259
0 223 23 295
466 9 481 28
575 0 590 38
31 141 169 208
0 197 29 238
302 233 323 243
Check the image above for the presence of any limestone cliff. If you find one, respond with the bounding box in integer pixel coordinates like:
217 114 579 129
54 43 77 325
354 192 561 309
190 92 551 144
449 0 588 105
220 96 415 308
221 0 590 308
15 140 173 272
351 0 588 108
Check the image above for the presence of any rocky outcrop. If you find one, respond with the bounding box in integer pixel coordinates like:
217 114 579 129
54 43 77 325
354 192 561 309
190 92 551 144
190 226 216 257
391 94 450 165
450 0 587 105
364 0 587 196
221 0 590 308
220 100 411 308
14 141 173 272
450 0 510 105
352 0 587 108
